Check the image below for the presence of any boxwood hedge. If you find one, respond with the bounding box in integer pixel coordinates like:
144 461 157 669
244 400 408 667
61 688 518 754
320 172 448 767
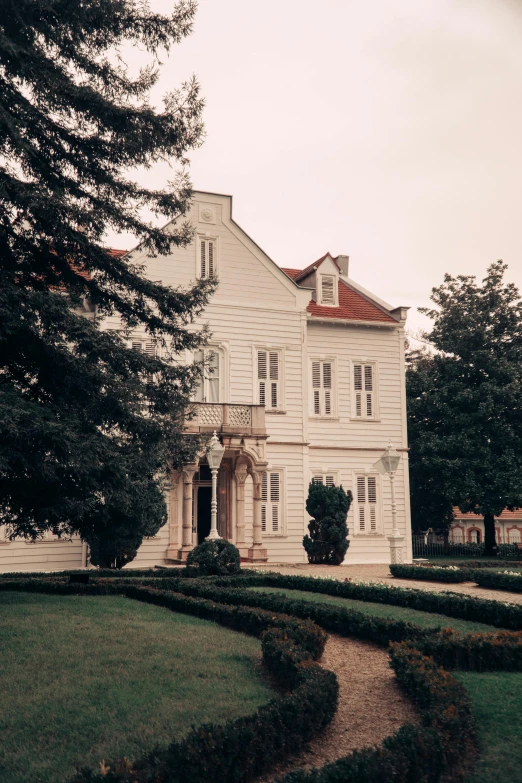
0 578 336 783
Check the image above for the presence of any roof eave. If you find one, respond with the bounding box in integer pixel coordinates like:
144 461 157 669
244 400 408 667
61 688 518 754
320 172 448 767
306 315 399 328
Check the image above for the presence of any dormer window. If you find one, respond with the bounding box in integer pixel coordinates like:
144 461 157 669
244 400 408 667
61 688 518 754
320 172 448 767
320 274 336 306
198 236 217 279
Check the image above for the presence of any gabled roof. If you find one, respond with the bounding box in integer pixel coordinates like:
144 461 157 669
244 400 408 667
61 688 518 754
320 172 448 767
281 264 397 323
291 253 341 282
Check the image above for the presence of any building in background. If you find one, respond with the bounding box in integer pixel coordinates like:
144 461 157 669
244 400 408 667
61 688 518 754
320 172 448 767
0 192 412 571
450 509 522 545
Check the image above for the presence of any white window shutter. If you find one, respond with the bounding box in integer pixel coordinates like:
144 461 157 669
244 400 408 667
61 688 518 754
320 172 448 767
200 238 206 278
132 340 142 352
354 364 375 418
357 476 366 532
311 360 333 416
364 365 374 418
323 362 332 416
261 473 268 532
368 476 377 532
258 350 267 406
208 240 215 277
312 475 324 485
269 351 279 409
199 238 216 279
356 475 379 534
325 475 335 487
261 471 282 534
321 275 335 304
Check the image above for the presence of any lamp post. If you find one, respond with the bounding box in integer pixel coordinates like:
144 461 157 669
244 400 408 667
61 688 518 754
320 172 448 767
206 431 225 540
373 441 404 564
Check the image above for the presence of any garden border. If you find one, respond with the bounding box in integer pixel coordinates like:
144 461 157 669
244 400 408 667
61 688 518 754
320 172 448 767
0 574 482 783
0 579 336 783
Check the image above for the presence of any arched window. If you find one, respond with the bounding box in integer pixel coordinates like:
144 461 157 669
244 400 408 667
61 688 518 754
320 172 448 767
509 528 521 544
468 528 481 544
194 345 226 403
451 527 463 543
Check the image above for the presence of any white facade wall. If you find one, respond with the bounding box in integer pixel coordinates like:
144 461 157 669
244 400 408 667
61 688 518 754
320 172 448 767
0 192 412 571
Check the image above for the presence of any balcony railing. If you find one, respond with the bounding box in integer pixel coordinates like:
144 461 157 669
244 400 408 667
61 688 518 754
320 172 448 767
186 403 266 436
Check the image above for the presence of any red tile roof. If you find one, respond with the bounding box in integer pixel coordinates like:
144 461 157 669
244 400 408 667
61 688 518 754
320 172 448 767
281 265 397 323
454 508 522 521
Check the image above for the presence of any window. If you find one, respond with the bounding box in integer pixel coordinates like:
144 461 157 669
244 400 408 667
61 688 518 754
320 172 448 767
311 360 334 417
354 474 380 534
261 471 283 535
199 237 217 279
451 527 464 543
312 473 338 487
509 528 521 544
0 525 9 544
352 363 376 419
194 347 223 403
320 275 336 305
131 339 157 356
257 349 282 410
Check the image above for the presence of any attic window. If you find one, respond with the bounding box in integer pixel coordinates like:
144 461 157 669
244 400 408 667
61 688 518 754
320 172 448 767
320 275 336 305
199 237 217 279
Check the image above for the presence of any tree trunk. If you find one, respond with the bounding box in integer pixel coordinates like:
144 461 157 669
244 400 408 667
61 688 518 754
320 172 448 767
443 529 450 555
483 513 498 557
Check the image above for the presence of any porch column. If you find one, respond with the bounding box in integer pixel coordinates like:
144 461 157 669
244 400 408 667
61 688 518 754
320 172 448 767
166 471 181 561
177 464 198 561
248 469 268 562
234 464 248 558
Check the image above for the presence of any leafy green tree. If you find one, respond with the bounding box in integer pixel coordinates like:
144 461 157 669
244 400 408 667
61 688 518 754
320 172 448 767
303 481 352 565
407 347 456 553
0 0 215 566
407 261 522 556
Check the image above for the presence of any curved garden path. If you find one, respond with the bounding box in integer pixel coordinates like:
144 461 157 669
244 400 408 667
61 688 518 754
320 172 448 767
258 633 417 781
245 562 522 606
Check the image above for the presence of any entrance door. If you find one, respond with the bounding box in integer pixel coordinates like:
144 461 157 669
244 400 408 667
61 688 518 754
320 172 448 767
197 486 212 543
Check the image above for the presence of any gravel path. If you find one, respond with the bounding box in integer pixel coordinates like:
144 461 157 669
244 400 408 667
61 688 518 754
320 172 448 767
244 562 522 606
258 633 417 782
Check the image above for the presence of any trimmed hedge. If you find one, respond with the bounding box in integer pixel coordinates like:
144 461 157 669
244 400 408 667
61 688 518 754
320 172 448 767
0 579 336 783
0 575 490 783
432 560 522 569
121 576 440 647
474 569 522 594
205 572 522 630
390 564 477 582
419 628 522 672
275 643 476 783
124 576 522 674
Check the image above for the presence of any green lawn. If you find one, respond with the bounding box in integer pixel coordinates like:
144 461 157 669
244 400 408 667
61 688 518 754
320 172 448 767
0 592 275 783
455 672 522 783
248 586 498 634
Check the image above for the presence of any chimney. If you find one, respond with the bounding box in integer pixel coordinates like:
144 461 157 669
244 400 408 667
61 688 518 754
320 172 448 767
336 255 349 277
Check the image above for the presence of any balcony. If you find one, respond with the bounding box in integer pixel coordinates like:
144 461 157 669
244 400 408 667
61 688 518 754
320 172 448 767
185 403 267 437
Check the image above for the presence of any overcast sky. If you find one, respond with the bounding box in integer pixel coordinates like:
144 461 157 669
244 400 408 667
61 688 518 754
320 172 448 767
106 0 522 335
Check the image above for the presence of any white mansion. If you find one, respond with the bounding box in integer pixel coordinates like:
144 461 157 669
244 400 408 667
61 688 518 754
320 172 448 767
0 192 413 571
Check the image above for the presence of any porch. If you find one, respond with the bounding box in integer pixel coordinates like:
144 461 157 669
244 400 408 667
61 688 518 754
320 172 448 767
167 403 270 563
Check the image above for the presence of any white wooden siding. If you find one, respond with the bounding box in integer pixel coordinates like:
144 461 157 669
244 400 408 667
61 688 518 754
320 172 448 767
0 192 411 571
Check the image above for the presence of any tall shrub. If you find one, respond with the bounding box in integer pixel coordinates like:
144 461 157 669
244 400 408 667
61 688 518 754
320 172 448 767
303 482 352 565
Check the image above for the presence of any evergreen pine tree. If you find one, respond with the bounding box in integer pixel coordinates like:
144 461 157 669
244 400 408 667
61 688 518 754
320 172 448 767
407 261 522 556
303 481 351 565
0 0 215 566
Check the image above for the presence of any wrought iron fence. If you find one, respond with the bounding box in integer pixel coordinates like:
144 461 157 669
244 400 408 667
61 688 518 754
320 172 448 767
412 535 522 559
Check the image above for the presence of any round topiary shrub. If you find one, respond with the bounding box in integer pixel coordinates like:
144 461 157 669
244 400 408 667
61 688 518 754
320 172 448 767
185 539 241 576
